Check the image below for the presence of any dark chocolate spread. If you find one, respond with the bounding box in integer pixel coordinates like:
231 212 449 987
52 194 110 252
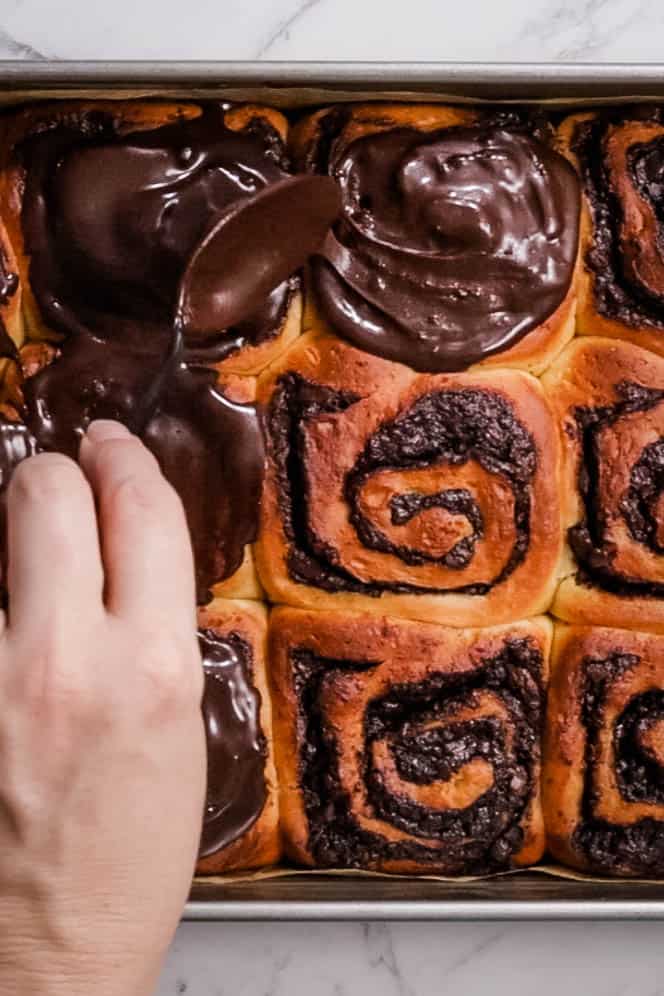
0 103 323 601
569 380 664 597
0 244 18 360
292 636 543 872
573 651 664 875
198 628 267 858
310 124 580 371
21 104 296 359
269 374 537 596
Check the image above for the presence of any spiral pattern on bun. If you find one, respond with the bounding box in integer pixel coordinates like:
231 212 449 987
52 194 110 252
545 337 664 632
560 108 664 360
271 608 550 874
545 624 664 877
257 333 562 628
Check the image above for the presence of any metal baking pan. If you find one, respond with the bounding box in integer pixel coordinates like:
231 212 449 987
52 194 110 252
3 59 664 920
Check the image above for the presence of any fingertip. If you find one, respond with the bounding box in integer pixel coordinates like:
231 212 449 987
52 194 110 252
86 420 133 445
6 451 103 626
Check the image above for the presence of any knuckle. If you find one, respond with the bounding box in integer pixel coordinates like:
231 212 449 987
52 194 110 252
136 633 203 720
8 629 95 717
98 440 177 521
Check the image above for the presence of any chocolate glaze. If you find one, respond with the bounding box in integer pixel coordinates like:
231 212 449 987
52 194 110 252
198 628 267 858
292 636 543 872
570 380 664 597
310 124 579 371
269 374 536 595
6 103 317 599
574 651 664 875
20 104 295 356
573 112 664 327
178 174 341 336
0 244 19 360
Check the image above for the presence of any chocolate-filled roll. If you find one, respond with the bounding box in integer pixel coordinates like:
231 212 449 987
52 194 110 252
0 100 311 600
195 599 280 874
0 339 264 603
559 108 664 359
0 100 302 374
545 624 664 877
270 607 551 874
291 103 580 375
256 331 563 628
544 337 664 633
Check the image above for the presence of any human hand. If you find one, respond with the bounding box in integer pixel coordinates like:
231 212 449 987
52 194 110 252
0 420 205 996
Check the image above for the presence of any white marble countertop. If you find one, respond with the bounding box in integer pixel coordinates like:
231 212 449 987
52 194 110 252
1 1 663 993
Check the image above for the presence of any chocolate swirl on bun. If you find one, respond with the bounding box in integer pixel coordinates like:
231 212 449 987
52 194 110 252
545 337 664 634
257 334 562 628
271 608 550 874
545 625 664 877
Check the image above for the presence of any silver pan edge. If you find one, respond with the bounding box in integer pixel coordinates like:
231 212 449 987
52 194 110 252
2 59 664 919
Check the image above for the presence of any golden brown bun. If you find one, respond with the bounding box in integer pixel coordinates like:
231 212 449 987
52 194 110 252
195 598 280 874
545 623 664 877
292 103 578 377
256 331 563 627
543 336 664 632
270 606 551 874
0 99 300 374
558 110 664 358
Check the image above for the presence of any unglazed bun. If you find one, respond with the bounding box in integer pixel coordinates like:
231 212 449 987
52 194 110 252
195 599 280 874
292 103 580 376
270 606 551 874
256 331 563 628
558 108 664 360
544 623 664 877
544 336 664 633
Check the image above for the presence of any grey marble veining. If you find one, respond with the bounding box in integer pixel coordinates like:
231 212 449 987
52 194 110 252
0 0 663 61
158 921 664 995
0 1 662 992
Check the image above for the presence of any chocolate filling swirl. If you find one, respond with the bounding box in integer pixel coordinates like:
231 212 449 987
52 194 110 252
311 123 580 371
270 375 537 596
574 651 664 875
573 111 664 328
570 380 664 597
292 636 543 872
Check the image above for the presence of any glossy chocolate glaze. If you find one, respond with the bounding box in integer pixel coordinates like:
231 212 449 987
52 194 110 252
311 124 579 371
0 245 18 359
198 628 267 858
178 173 340 337
573 112 664 327
292 637 543 872
8 103 312 599
570 380 664 597
269 375 537 595
574 651 664 875
20 104 295 356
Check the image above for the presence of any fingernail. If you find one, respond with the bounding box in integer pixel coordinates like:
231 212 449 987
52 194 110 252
86 420 132 444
